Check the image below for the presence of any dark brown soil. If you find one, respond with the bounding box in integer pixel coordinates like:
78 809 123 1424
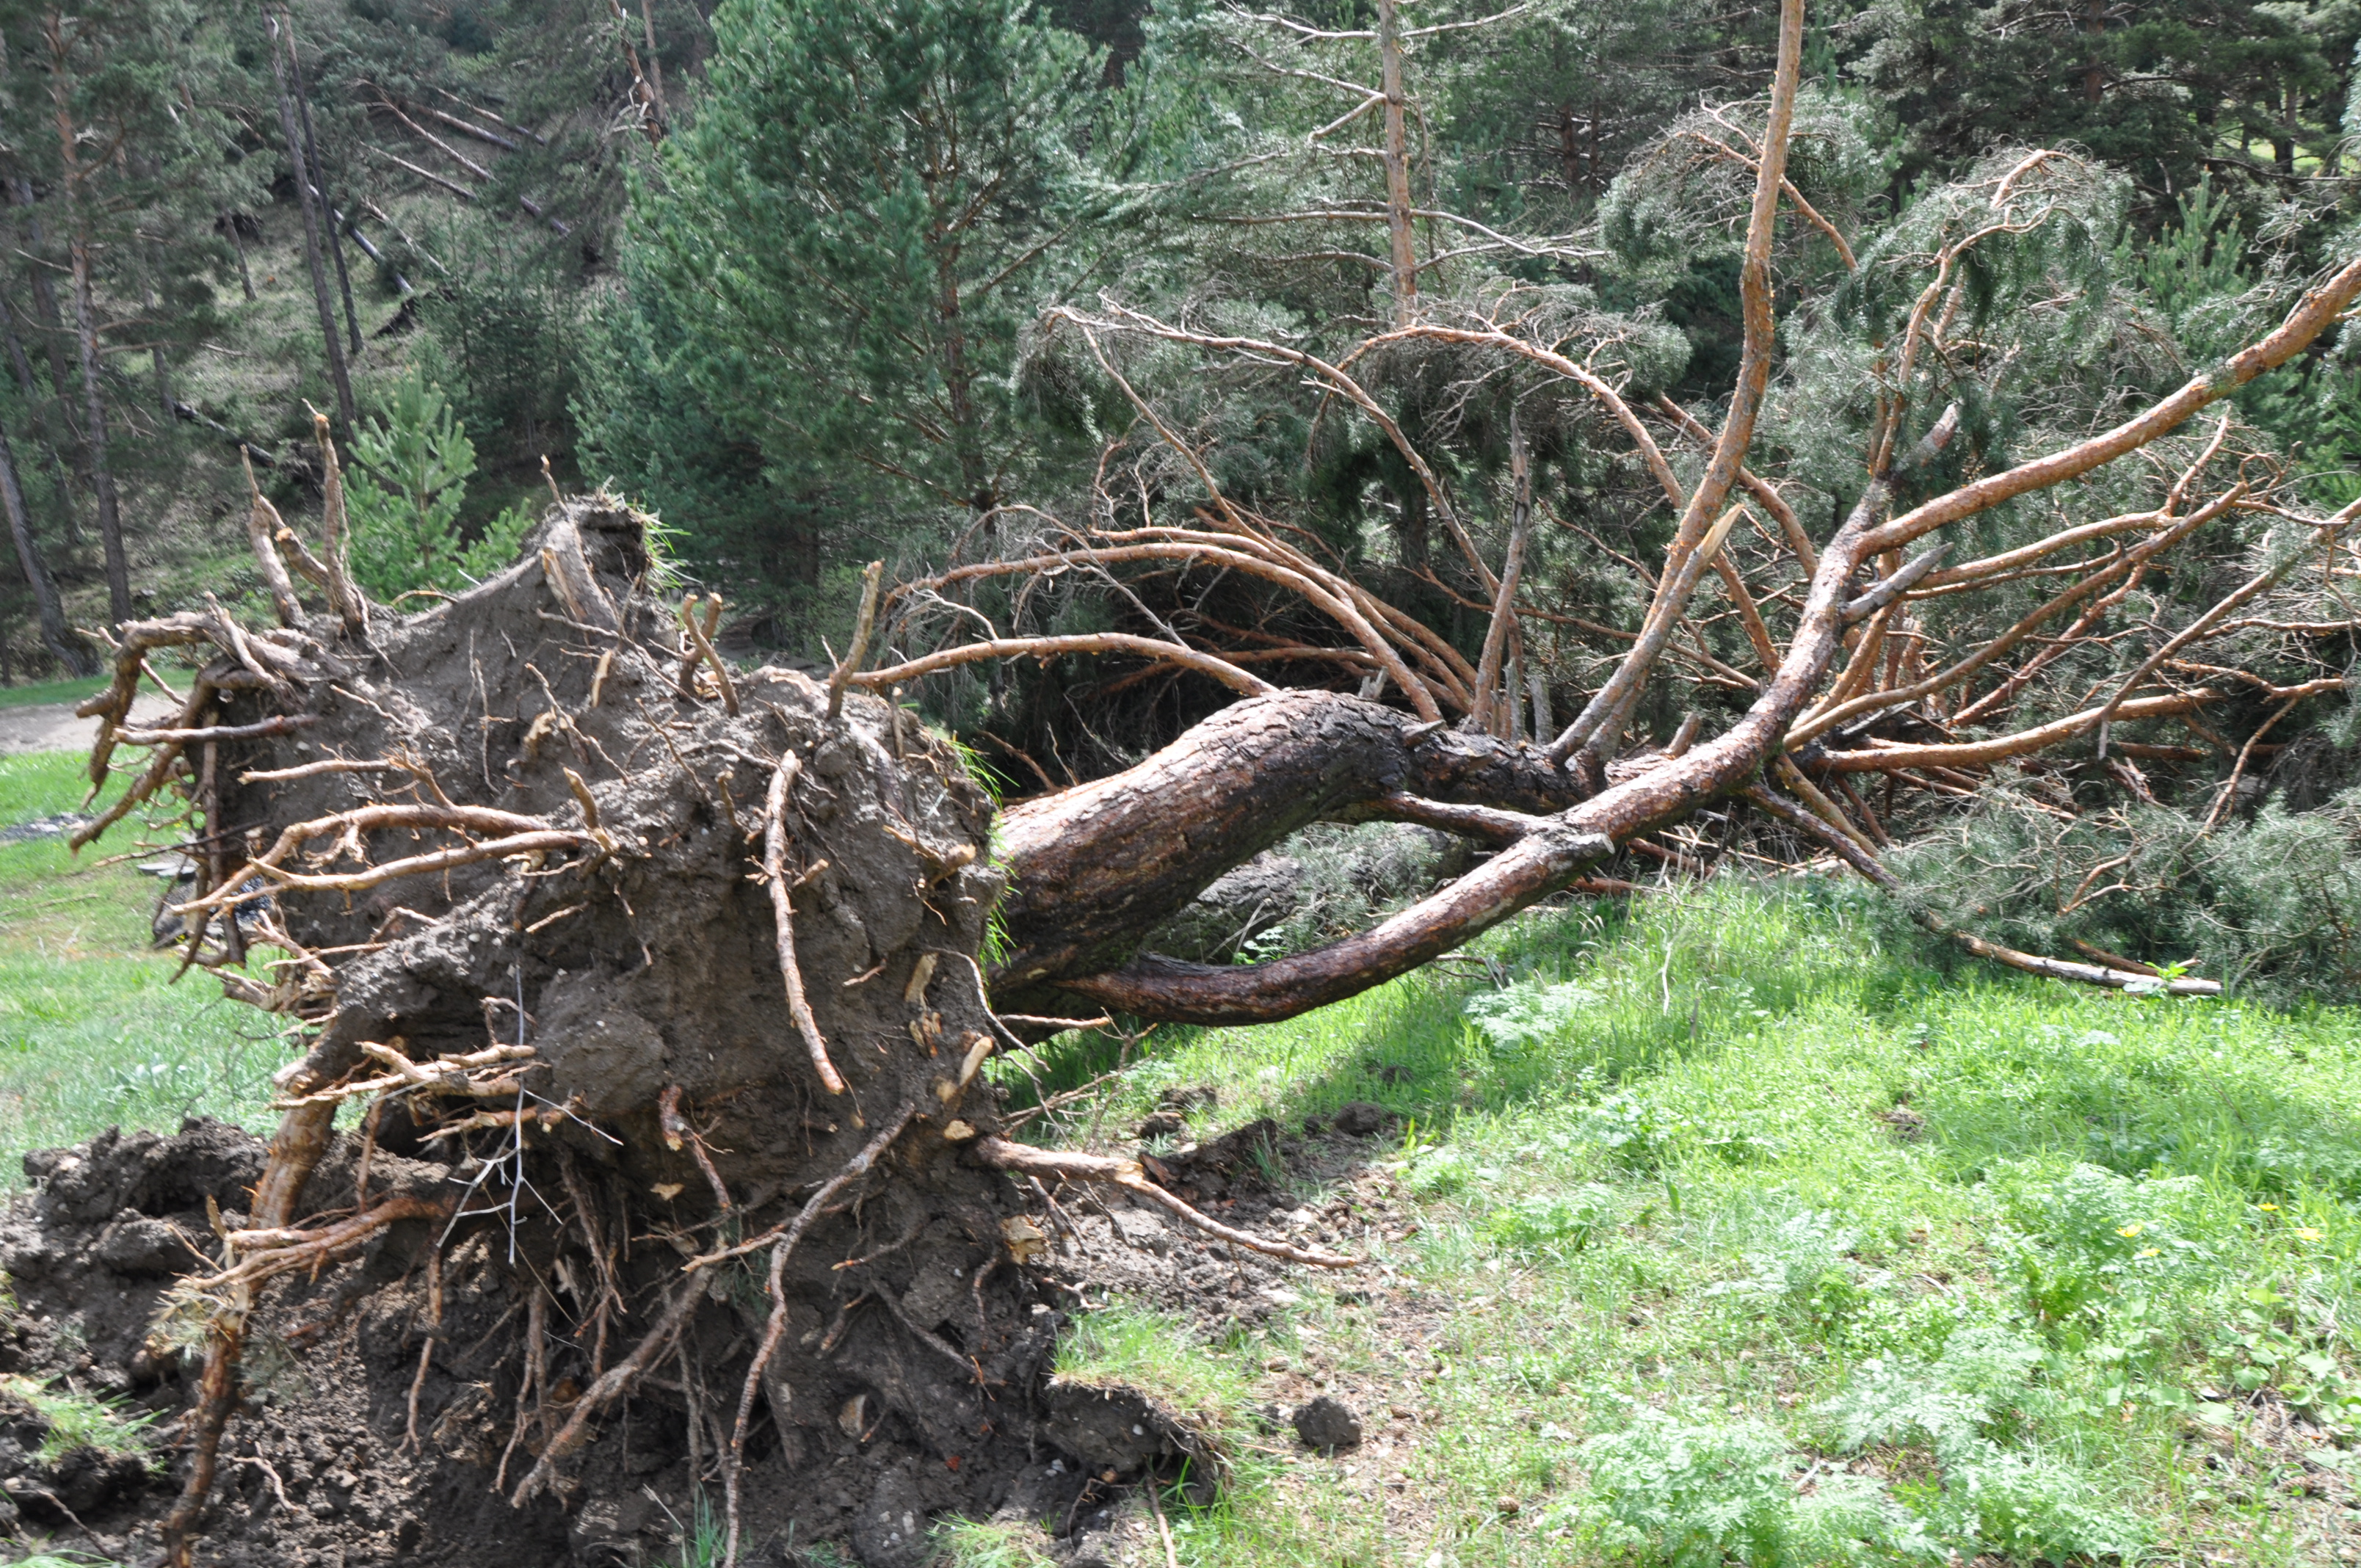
0 1100 1386 1565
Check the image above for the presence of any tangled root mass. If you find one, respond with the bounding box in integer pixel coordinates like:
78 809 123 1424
11 500 1215 1567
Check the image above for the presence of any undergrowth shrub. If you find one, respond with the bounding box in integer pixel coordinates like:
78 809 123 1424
347 369 534 601
1481 1185 1620 1257
1882 779 2361 1005
1814 1322 2145 1564
1560 1410 1933 1566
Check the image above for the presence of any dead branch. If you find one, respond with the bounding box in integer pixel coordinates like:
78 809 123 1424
851 633 1274 698
719 1103 918 1566
827 561 885 721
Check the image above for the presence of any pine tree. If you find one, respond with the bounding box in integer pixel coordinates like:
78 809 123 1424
614 0 1105 526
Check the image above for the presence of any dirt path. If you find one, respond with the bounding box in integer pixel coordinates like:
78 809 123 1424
0 692 173 758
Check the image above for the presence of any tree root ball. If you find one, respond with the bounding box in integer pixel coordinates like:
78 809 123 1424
18 498 1208 1566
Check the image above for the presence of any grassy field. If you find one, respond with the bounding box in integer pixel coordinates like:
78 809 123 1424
1001 884 2361 1567
0 752 280 1177
4 744 2360 1564
0 677 109 714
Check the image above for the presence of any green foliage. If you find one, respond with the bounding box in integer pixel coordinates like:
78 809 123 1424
596 0 1107 600
995 876 2361 1564
1560 1410 1934 1566
1885 781 2361 1003
1053 1303 1249 1429
0 755 278 1177
1480 1183 1619 1256
1 1374 156 1464
932 1517 1062 1568
345 370 532 600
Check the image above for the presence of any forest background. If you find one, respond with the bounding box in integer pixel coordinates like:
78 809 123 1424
7 0 2361 998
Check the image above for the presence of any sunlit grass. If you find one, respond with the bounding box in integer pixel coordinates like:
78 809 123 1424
0 676 108 714
0 752 280 1183
1010 879 2361 1566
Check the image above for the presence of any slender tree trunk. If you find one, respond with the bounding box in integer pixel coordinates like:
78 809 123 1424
264 6 355 427
225 212 256 301
281 15 363 355
1376 0 1418 326
6 177 87 545
935 244 990 512
0 407 86 673
2082 0 2105 104
0 286 81 545
45 12 129 625
140 239 173 420
638 0 667 121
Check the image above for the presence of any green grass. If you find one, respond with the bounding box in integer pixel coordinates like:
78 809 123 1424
0 752 280 1183
0 677 107 714
992 880 2361 1568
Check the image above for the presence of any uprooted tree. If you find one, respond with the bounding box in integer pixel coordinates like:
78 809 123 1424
49 2 2361 1564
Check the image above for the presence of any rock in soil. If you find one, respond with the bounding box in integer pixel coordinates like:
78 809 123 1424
1332 1101 1385 1136
1291 1395 1363 1451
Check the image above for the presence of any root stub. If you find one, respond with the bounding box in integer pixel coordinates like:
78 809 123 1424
44 496 1349 1568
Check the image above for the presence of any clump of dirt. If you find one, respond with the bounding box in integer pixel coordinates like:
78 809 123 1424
15 497 1306 1566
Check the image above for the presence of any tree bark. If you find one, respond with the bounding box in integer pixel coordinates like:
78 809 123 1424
1376 0 1418 326
283 15 363 355
988 691 1581 1012
6 178 85 546
0 284 81 546
0 408 86 673
989 209 2361 1028
224 211 256 301
45 12 130 625
264 6 355 427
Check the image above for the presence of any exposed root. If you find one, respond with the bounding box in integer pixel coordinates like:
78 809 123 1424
971 1137 1362 1268
677 592 740 714
405 1244 443 1452
161 1097 341 1568
763 749 844 1094
203 1193 456 1293
276 1040 536 1108
720 1103 921 1567
508 1280 703 1506
659 1084 734 1211
825 559 885 721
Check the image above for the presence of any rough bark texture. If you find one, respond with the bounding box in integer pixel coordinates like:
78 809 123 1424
989 692 1581 1012
0 410 84 672
266 5 355 428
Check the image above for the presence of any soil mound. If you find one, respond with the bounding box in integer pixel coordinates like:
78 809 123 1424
33 496 1283 1565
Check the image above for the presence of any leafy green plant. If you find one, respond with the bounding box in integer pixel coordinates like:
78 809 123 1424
1578 1092 1692 1171
1815 1321 2144 1564
1462 979 1602 1054
2205 1293 2361 1431
1559 1411 1932 1566
1481 1185 1618 1257
345 370 533 601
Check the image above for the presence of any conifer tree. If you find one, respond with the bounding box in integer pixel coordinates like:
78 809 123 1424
614 0 1104 524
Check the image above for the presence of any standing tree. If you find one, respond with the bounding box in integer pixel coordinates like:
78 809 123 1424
605 0 1105 531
